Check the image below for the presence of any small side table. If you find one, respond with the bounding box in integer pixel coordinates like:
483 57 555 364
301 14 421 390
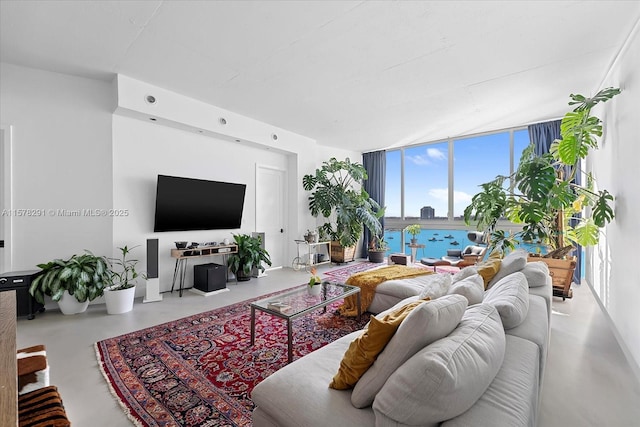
408 244 425 263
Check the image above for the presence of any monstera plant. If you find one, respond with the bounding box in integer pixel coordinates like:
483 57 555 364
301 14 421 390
303 157 383 262
464 87 620 256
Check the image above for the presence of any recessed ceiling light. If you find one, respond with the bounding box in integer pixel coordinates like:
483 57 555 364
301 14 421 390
149 117 157 121
271 133 278 141
145 95 156 104
219 118 227 125
235 139 241 142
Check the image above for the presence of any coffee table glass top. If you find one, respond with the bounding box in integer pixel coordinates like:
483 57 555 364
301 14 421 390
251 281 359 318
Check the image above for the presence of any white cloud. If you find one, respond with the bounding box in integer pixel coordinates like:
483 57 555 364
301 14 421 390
407 147 447 166
427 148 447 160
454 190 473 205
428 188 448 201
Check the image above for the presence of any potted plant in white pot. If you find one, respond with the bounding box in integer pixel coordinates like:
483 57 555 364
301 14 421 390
104 245 144 314
308 267 322 296
29 251 110 315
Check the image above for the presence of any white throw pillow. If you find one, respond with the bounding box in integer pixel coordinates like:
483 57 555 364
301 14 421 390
521 261 549 287
351 295 468 408
447 273 484 305
451 266 478 284
487 249 528 289
372 304 505 425
417 273 452 300
484 271 530 329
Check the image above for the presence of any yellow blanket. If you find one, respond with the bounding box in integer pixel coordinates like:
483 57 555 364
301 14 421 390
338 265 432 317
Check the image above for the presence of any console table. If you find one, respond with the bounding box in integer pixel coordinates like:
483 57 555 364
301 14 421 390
170 244 238 297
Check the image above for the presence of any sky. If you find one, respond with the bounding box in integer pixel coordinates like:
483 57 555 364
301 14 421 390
385 129 530 218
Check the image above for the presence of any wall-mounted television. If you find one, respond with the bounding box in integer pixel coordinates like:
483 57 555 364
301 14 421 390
153 175 246 232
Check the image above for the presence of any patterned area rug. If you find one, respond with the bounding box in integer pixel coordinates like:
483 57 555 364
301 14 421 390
323 260 454 283
322 261 382 282
95 285 368 427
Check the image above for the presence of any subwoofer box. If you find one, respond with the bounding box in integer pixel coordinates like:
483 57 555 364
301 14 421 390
193 263 227 293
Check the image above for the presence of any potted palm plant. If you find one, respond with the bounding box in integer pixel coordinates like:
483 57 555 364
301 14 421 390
302 157 383 263
464 87 620 297
29 251 110 315
104 245 143 314
406 224 421 244
227 233 272 281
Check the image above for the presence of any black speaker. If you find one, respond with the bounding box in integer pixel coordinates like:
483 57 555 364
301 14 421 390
147 238 159 279
0 270 43 319
194 263 226 293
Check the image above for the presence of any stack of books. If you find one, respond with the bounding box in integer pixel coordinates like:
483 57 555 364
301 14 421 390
267 301 292 313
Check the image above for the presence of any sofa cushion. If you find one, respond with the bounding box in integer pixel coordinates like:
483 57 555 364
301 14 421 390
451 266 478 283
372 304 505 426
447 273 484 305
484 271 529 329
417 273 452 300
441 335 539 427
505 295 549 386
251 331 376 427
521 261 549 287
330 300 426 389
487 249 528 289
351 295 468 408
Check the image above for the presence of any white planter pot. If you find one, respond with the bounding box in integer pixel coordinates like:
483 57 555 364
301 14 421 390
104 286 136 315
307 285 322 296
57 291 89 315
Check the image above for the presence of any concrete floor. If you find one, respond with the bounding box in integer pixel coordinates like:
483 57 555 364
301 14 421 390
16 263 640 426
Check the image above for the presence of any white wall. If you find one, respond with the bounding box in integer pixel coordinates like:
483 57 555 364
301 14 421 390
112 115 290 293
587 23 640 377
112 75 360 293
0 63 362 299
0 63 113 269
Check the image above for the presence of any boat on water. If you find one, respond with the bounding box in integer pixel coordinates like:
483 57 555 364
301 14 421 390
428 237 437 242
444 234 454 238
450 241 460 245
433 233 439 235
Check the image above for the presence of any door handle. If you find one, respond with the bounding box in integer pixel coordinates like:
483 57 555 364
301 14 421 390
280 229 284 233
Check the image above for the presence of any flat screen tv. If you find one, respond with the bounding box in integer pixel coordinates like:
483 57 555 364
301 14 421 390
153 175 246 232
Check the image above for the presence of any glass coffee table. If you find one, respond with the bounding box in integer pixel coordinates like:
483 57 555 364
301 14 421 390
250 281 361 363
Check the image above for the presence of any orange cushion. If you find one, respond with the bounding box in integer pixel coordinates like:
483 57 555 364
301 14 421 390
329 299 426 389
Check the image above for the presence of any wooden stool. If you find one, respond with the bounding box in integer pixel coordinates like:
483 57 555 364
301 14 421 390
18 385 70 427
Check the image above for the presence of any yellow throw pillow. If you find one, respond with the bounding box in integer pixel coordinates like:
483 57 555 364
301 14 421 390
329 300 426 390
476 251 502 289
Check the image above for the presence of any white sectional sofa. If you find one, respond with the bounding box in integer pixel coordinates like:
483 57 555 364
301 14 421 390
252 253 552 427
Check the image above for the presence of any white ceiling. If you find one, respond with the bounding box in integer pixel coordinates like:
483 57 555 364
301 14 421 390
2 1 639 152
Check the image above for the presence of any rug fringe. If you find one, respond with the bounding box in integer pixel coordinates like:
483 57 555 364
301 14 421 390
94 342 146 427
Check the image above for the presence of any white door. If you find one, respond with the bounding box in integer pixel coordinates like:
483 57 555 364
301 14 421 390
256 165 286 269
0 126 11 273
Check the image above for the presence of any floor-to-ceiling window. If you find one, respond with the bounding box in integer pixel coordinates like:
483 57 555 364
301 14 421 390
384 127 530 256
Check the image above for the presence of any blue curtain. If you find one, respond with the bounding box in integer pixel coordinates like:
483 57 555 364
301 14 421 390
528 120 581 284
362 150 386 257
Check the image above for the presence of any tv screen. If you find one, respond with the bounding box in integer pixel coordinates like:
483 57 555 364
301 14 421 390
153 175 246 232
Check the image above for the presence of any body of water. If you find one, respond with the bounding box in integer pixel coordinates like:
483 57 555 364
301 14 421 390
384 229 543 260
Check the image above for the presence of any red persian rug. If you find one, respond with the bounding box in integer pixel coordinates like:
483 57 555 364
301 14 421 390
95 285 368 427
322 261 382 282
